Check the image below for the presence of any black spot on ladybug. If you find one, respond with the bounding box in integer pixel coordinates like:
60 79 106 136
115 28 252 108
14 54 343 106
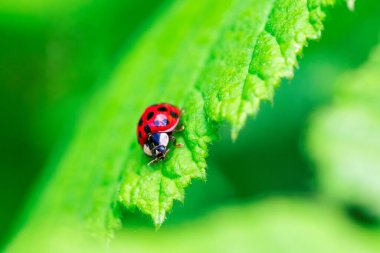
146 111 154 120
170 111 179 119
144 125 151 134
138 131 142 138
138 118 143 126
157 106 168 112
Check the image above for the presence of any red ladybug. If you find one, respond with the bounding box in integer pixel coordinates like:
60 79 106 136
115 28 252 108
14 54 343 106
137 103 184 165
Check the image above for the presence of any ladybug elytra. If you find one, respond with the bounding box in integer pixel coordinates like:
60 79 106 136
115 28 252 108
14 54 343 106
137 103 184 165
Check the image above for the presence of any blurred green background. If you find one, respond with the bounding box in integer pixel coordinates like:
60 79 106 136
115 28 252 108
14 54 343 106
1 0 380 251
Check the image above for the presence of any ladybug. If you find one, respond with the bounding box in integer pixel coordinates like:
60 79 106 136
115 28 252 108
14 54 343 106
137 103 184 165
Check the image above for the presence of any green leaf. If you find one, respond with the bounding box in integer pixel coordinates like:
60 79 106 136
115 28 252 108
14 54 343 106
307 44 380 216
118 0 337 226
11 0 341 242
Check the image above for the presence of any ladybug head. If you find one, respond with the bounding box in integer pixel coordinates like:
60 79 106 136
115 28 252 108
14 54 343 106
143 133 169 159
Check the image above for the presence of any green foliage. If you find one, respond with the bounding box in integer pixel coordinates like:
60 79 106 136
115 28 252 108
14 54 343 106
0 0 163 245
8 199 380 253
119 0 336 226
113 199 380 253
11 0 338 232
5 1 343 249
308 45 380 216
7 0 380 252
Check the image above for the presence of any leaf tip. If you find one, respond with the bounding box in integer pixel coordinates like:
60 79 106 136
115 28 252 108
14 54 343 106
153 213 166 229
231 128 239 142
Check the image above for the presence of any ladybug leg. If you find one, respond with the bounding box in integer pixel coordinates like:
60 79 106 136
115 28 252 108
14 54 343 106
170 135 184 147
174 125 185 133
147 149 171 165
147 157 159 166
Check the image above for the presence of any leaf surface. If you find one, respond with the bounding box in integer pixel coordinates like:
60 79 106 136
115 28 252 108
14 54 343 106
118 0 337 225
15 0 341 236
